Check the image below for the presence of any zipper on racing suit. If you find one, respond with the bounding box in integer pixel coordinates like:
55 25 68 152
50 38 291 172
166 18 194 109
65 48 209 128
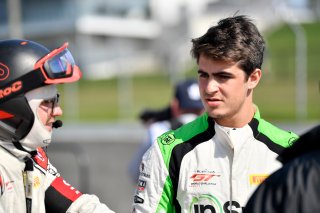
23 158 33 213
222 127 235 213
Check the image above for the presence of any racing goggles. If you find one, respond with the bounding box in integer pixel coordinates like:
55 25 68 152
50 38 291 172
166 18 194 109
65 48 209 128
34 42 81 84
0 42 82 104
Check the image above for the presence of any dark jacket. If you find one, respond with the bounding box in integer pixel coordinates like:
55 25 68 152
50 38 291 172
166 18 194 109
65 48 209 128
244 125 320 213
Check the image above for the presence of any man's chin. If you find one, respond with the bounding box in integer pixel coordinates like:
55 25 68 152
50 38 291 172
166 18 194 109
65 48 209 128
46 127 53 132
207 109 224 119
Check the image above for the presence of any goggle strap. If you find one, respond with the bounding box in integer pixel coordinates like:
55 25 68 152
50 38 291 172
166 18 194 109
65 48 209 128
0 68 46 104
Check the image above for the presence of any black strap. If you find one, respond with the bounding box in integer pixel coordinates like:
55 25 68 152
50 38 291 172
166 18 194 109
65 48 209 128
13 140 37 213
12 140 37 156
0 68 46 104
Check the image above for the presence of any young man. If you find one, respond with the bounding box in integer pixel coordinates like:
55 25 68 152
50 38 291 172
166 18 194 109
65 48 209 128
131 15 298 213
0 40 114 212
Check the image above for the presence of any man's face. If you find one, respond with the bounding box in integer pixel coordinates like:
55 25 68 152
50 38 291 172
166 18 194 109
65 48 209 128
197 54 260 127
37 95 63 132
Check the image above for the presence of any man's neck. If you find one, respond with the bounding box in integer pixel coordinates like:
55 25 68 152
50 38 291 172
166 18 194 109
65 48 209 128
214 104 256 128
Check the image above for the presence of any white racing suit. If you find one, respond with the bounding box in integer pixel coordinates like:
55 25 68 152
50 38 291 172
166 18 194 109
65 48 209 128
132 110 299 213
0 144 115 213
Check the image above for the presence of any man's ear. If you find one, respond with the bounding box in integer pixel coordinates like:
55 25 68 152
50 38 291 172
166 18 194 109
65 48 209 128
248 68 262 89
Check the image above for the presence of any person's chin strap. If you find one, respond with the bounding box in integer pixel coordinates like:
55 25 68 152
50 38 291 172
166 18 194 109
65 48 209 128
12 140 37 157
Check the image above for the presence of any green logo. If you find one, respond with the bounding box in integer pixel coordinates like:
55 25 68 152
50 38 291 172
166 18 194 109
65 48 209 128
189 194 223 213
288 136 298 146
160 133 175 145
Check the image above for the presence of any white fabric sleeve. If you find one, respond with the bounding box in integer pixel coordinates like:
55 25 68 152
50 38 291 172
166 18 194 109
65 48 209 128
131 142 170 212
66 194 115 213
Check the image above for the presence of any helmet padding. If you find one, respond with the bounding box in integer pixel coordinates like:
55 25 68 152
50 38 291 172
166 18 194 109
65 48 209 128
19 85 57 151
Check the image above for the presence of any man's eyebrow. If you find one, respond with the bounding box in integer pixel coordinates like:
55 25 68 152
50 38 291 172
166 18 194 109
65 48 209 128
215 71 234 76
198 69 234 76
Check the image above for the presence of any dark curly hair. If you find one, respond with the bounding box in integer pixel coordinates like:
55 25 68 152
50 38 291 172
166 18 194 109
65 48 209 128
191 15 265 77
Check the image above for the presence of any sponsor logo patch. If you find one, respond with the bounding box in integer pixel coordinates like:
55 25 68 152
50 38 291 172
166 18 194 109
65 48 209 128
139 163 150 179
0 174 14 194
33 176 41 189
0 81 22 99
134 195 144 204
5 181 14 193
33 147 48 171
190 194 223 213
189 195 245 213
51 177 82 201
0 63 10 81
189 170 220 188
288 137 298 146
249 174 269 185
137 179 146 192
159 133 175 145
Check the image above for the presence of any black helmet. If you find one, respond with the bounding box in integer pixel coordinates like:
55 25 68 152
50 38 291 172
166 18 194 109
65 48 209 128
0 39 81 141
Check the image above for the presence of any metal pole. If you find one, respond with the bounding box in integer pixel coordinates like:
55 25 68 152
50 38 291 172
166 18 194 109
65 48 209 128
7 0 23 38
289 23 308 121
118 62 133 121
272 0 308 121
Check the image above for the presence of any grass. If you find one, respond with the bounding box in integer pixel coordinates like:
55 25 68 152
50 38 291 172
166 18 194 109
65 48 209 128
258 21 320 121
58 73 174 122
58 21 320 123
254 79 319 121
264 22 320 81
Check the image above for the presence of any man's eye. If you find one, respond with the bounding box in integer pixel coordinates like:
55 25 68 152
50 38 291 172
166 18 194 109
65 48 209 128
198 72 208 78
43 99 54 105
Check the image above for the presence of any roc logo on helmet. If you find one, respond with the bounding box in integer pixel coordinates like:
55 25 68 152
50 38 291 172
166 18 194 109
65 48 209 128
0 81 22 99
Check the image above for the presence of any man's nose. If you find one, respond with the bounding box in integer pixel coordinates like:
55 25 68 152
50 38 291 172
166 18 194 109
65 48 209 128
52 105 63 116
205 79 219 94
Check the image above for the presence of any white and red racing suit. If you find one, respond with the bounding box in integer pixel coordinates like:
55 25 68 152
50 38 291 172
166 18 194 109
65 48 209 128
0 144 114 213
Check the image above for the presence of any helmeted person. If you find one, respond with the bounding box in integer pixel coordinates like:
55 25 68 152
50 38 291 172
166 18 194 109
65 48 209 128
0 40 114 213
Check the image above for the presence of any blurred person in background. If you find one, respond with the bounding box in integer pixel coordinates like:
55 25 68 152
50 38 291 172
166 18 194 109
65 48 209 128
138 105 172 127
244 124 320 213
128 79 204 183
0 40 114 213
131 15 299 212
